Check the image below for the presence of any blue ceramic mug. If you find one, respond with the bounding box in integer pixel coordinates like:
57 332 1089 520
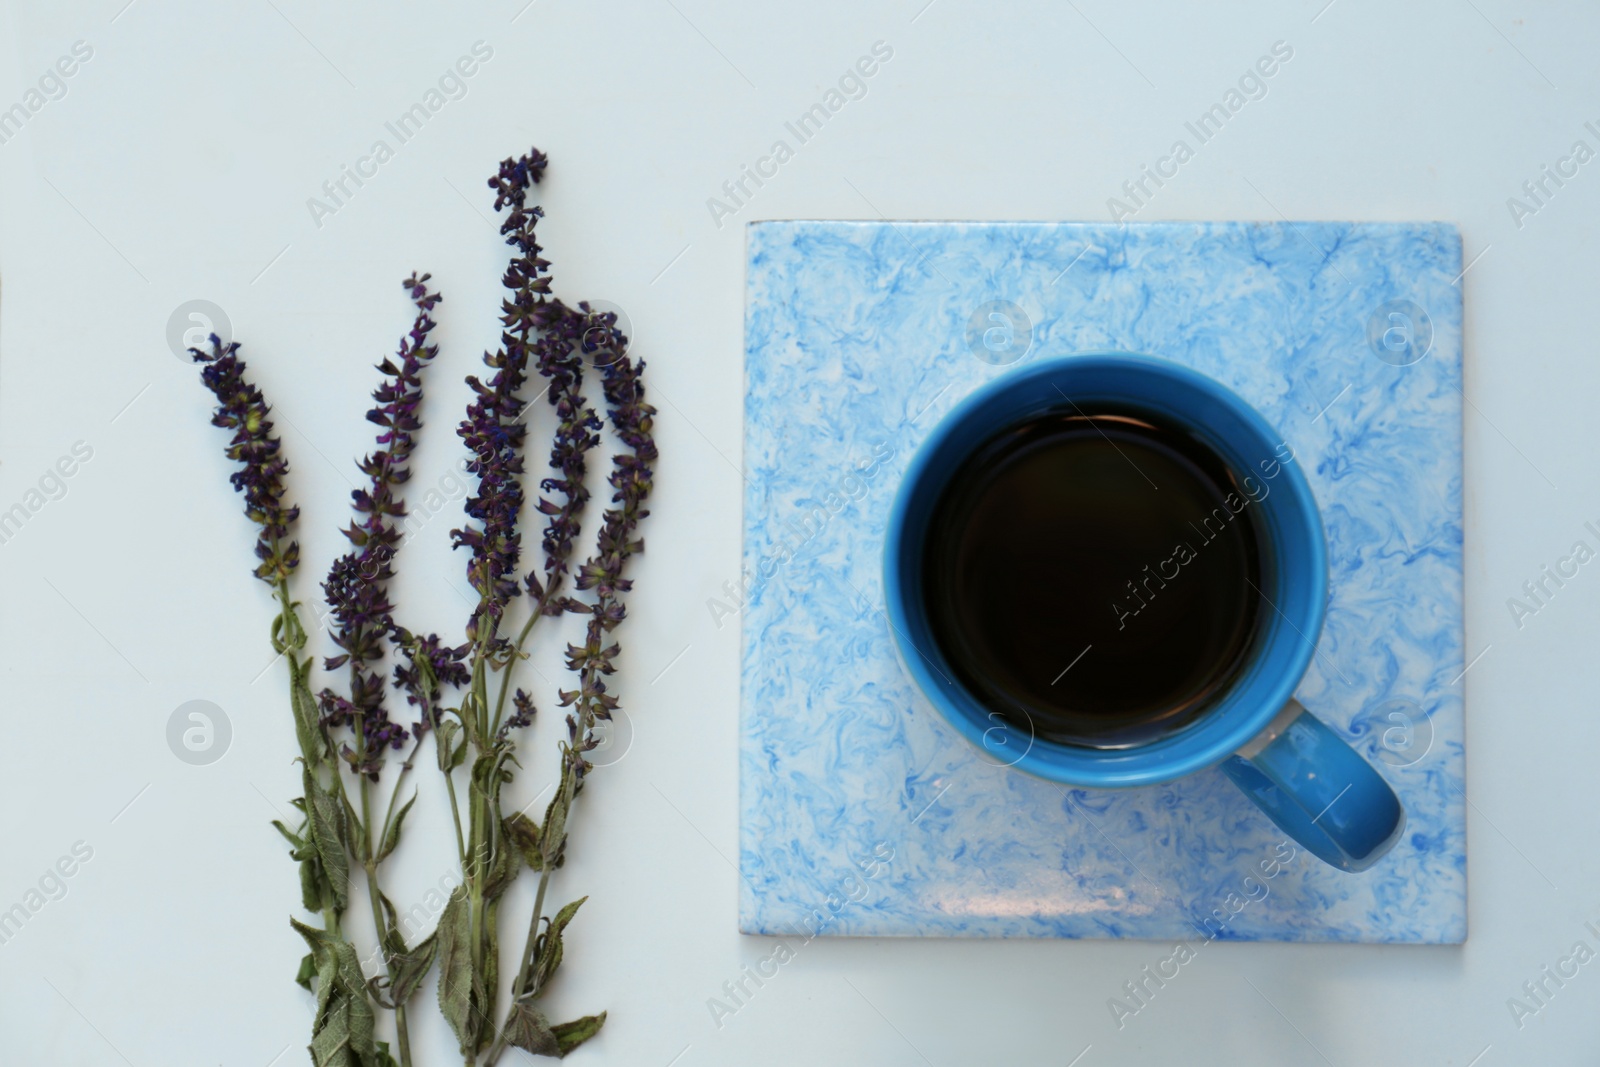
883 353 1405 872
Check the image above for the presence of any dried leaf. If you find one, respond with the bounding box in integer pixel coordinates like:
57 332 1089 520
470 751 514 800
340 791 364 858
388 930 438 1005
541 790 569 868
271 818 307 851
376 892 405 960
548 896 586 935
292 918 379 1067
308 995 353 1067
330 937 377 1062
435 886 480 1053
291 918 337 1018
502 1001 561 1057
551 1012 607 1056
483 841 521 902
502 811 543 871
374 791 417 863
304 768 349 911
502 1003 607 1059
366 974 395 1012
534 896 586 990
289 656 327 762
434 719 460 773
484 897 500 1031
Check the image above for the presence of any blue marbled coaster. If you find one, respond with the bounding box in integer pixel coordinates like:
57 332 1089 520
738 221 1464 942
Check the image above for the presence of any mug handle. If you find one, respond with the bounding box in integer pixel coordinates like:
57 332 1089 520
1218 700 1405 872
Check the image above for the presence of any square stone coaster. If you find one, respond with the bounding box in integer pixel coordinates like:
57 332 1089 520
739 220 1464 942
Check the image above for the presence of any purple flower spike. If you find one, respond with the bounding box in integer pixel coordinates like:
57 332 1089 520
496 688 536 741
191 335 301 584
393 629 470 736
521 302 604 610
558 342 656 783
320 274 445 778
452 150 562 646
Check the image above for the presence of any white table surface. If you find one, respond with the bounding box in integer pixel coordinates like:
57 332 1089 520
0 1 1591 1064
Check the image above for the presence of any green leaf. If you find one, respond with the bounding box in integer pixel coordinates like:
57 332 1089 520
374 891 438 1008
502 1001 561 1057
500 1002 607 1059
548 896 587 937
551 1012 607 1056
309 995 353 1067
435 886 480 1053
295 951 317 990
374 791 416 863
541 790 569 869
534 896 586 990
291 918 338 1019
330 937 377 1063
375 892 405 960
292 916 380 1067
272 818 307 851
502 812 543 871
484 897 500 1036
300 855 324 913
482 841 521 902
289 655 327 763
434 713 471 771
340 790 365 859
535 927 563 993
434 720 459 774
470 751 514 801
365 974 395 1012
387 928 438 1005
304 767 349 912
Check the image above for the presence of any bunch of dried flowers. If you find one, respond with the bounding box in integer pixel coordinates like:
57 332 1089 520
193 147 653 1066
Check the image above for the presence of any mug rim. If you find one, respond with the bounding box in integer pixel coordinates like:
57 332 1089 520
882 352 1329 787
